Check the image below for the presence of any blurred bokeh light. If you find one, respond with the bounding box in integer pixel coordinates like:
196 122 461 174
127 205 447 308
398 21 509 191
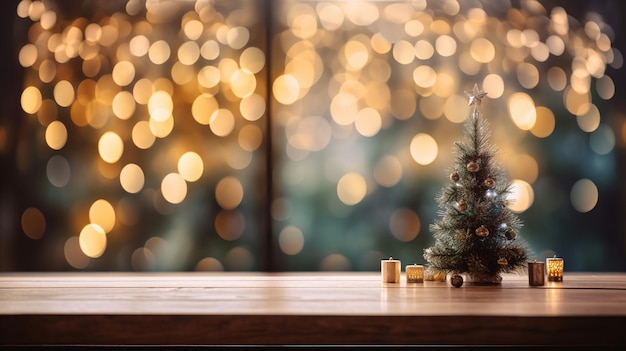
269 0 625 271
1 0 625 272
4 0 268 271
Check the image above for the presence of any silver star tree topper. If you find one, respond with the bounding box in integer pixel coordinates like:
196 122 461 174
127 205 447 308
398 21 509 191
466 83 488 106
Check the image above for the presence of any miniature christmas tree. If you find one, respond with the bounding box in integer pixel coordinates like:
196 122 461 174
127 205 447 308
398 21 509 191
424 84 530 287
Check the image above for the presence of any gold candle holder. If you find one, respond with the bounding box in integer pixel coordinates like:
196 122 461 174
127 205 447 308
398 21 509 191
528 261 545 286
381 257 401 283
546 256 564 282
406 264 424 283
423 266 447 282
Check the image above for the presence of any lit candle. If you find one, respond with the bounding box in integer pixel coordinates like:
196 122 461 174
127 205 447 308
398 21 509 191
406 264 424 283
528 260 545 286
546 256 564 282
381 257 401 283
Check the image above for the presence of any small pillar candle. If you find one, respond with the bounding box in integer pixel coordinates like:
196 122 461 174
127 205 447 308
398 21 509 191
424 266 447 282
528 261 545 286
406 264 424 283
381 257 401 283
546 256 564 282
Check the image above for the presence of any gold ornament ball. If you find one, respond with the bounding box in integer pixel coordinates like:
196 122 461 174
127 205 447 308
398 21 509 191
450 172 460 183
467 161 479 173
475 225 489 237
450 274 463 288
457 200 467 211
484 176 495 188
498 258 508 266
506 229 518 240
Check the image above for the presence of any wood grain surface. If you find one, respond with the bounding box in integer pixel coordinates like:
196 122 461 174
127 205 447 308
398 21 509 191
1 272 625 346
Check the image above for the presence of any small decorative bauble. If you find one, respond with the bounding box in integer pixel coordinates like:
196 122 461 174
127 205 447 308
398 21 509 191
449 172 460 183
450 274 463 288
475 225 489 237
498 258 508 266
506 229 518 240
484 176 495 188
467 160 479 173
457 200 467 211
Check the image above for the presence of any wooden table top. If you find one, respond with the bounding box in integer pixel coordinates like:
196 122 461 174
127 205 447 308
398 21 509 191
1 272 625 346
